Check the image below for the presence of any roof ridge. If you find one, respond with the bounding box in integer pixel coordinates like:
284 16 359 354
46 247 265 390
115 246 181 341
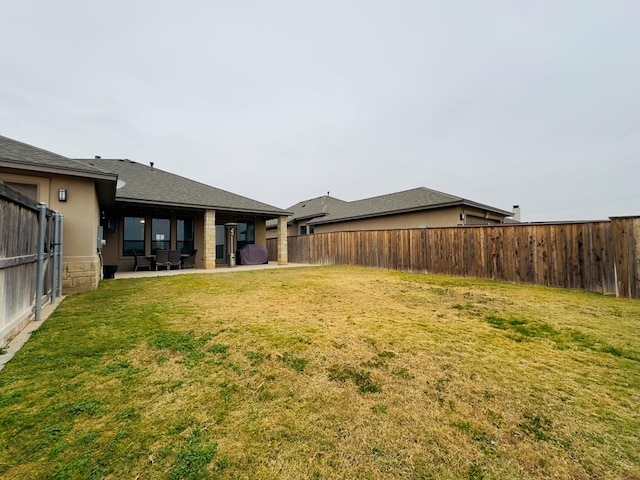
345 186 461 205
0 134 70 161
78 157 288 214
86 158 262 199
0 135 116 177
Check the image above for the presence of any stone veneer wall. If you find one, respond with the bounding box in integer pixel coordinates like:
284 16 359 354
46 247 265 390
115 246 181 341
62 258 101 294
277 216 288 265
203 210 217 269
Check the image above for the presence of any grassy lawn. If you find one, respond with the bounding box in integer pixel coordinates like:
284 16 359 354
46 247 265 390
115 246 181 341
0 265 639 480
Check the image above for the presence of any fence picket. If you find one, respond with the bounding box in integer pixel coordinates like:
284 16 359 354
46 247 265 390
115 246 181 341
268 219 640 299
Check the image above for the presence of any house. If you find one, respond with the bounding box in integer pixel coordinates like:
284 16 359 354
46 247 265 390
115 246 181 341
267 187 514 237
0 134 289 293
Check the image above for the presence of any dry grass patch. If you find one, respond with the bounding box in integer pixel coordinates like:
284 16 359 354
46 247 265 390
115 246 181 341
0 265 638 479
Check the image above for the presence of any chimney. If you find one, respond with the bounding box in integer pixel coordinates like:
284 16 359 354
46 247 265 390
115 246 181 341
512 205 521 222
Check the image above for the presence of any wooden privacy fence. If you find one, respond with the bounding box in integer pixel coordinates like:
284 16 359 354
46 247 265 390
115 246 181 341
267 217 640 299
0 183 64 346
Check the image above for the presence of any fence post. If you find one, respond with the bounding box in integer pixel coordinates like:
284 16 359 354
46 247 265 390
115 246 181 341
51 213 59 303
34 203 48 321
58 214 64 297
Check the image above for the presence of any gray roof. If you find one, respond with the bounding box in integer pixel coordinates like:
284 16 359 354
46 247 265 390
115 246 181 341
75 158 288 216
1 134 288 217
0 134 116 180
273 187 512 226
287 195 350 221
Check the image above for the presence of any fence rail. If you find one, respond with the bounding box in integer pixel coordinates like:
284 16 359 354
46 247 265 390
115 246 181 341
267 217 640 299
0 182 63 345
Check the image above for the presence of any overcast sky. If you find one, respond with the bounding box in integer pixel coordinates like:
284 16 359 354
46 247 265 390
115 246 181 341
1 1 638 221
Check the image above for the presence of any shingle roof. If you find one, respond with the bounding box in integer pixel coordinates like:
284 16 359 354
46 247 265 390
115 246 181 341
1 134 287 217
287 195 349 221
0 135 114 179
75 158 288 216
276 187 512 226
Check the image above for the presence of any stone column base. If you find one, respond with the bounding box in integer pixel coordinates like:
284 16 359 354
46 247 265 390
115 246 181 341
62 257 101 294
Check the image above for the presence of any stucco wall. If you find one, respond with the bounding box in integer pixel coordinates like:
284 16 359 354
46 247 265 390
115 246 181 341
266 205 507 238
254 218 267 246
0 171 102 293
307 207 464 234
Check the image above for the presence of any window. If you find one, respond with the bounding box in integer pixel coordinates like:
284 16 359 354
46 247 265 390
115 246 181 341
177 218 194 253
216 225 225 260
237 222 255 249
6 182 37 201
300 225 307 235
309 225 315 234
151 218 171 254
123 216 145 256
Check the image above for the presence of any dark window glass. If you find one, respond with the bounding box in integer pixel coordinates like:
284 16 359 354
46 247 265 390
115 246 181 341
237 222 255 249
216 225 225 260
124 216 145 256
309 225 315 234
300 225 307 235
151 218 171 254
177 218 194 253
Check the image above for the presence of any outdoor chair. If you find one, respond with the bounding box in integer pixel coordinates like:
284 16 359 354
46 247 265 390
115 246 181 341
155 249 170 270
168 250 182 270
132 250 152 271
182 250 197 268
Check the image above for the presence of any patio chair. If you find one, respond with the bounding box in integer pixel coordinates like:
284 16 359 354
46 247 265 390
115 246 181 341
182 249 197 268
168 250 182 270
132 250 152 271
155 249 170 270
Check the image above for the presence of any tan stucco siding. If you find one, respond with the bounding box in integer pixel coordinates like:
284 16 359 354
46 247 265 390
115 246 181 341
312 207 464 233
0 171 103 293
50 176 101 258
193 214 205 268
0 171 101 257
254 218 267 246
49 176 102 293
0 172 51 204
267 205 507 238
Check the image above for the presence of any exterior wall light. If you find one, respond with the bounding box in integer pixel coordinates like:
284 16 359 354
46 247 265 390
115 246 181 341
58 188 67 202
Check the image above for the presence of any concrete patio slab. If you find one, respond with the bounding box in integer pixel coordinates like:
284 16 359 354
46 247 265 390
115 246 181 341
111 262 314 279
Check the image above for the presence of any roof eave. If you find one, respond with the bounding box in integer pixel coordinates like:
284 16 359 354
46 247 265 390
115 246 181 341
459 200 513 217
0 158 118 181
310 200 511 225
114 196 290 217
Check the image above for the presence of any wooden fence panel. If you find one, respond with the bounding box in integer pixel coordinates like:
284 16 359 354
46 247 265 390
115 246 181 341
1 185 39 344
611 217 640 299
266 218 639 299
1 183 60 345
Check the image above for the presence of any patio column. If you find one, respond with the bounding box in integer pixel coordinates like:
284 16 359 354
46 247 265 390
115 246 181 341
204 209 216 269
277 215 288 265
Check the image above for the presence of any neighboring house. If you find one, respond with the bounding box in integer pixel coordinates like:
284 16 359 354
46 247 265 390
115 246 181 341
0 134 289 293
267 188 514 237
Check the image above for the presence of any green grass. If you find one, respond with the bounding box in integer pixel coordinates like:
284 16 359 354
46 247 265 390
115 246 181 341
0 265 639 479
